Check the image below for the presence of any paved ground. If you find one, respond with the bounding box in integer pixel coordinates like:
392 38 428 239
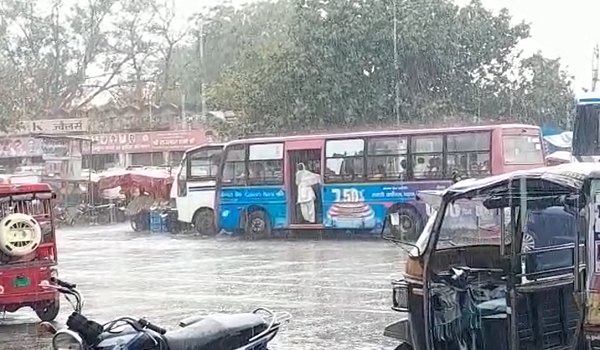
1 224 406 349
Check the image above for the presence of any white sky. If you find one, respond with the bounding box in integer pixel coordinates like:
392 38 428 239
462 0 598 91
172 0 596 91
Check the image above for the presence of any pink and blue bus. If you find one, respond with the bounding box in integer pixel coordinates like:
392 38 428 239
215 124 545 239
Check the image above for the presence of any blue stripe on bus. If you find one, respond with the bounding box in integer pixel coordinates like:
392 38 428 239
216 182 448 233
219 186 288 230
577 98 600 105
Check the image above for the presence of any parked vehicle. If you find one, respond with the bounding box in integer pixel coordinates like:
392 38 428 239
175 143 224 235
129 210 149 232
573 91 600 162
95 168 175 232
383 164 595 350
41 277 292 350
0 183 61 321
54 204 75 227
73 203 113 225
215 124 545 239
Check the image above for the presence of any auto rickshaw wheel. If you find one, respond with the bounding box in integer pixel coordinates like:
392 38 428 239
34 300 60 322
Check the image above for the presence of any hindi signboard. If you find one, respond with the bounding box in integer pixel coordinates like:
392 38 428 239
19 118 89 134
90 129 214 154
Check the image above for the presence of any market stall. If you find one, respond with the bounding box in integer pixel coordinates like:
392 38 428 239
93 168 179 232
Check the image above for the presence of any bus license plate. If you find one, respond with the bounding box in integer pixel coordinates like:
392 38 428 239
14 276 30 288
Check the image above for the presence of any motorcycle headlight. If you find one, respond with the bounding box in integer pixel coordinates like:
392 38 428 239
52 329 84 350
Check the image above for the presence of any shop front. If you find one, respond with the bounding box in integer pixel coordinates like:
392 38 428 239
88 129 215 169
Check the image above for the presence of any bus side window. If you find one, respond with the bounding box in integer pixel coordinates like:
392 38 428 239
248 143 284 185
411 136 443 179
222 145 246 185
325 139 365 183
366 137 407 181
446 132 490 178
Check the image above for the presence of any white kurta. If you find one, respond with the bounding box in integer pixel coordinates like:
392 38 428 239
295 166 321 223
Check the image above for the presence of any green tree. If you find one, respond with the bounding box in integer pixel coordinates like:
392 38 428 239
161 0 295 112
511 53 574 128
204 0 573 134
0 0 127 116
0 0 189 128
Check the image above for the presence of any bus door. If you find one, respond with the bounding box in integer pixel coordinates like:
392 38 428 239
285 140 324 226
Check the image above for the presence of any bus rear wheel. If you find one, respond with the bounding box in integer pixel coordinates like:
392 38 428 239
194 209 216 236
244 210 271 240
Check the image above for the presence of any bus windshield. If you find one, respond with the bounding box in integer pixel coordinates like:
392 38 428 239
573 101 600 158
503 134 544 164
186 147 222 179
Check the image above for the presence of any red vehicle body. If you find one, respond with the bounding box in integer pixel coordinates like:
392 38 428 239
0 183 60 321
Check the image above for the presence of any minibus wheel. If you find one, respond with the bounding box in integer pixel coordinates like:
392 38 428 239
193 209 216 236
245 210 271 240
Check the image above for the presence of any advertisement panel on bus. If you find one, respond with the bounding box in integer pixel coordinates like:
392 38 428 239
321 182 448 230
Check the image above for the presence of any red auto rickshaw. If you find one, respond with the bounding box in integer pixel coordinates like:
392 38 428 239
0 183 60 321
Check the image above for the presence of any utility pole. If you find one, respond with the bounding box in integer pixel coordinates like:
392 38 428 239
180 93 186 129
592 45 599 92
198 22 207 121
393 0 400 125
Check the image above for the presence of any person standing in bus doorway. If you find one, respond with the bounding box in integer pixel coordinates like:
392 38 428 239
296 162 321 223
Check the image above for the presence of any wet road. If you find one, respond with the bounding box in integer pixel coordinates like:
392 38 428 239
1 224 405 349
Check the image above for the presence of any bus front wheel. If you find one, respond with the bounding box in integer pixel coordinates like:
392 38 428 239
244 210 271 240
193 209 216 236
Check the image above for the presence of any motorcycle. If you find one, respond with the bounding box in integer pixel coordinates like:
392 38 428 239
73 203 114 225
40 278 291 350
54 205 75 227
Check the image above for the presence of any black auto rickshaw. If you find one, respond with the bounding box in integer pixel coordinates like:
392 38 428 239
384 163 597 350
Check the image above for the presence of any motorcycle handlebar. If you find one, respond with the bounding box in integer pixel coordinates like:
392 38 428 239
43 278 83 314
52 277 77 290
138 318 167 335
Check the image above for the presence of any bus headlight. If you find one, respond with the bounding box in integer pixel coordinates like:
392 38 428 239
391 279 409 312
52 329 84 350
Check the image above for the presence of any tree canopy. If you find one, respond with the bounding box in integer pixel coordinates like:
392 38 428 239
202 0 575 135
0 0 575 135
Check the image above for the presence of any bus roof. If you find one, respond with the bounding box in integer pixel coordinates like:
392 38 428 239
224 124 540 147
575 91 600 104
184 143 225 154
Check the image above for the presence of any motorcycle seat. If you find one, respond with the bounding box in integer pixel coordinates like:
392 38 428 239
163 313 266 350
